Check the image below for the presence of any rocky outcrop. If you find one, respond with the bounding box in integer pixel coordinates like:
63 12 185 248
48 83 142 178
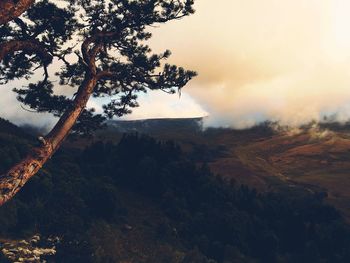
0 234 58 262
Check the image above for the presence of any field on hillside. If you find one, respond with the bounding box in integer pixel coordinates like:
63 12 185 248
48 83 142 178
88 119 350 220
235 127 350 219
3 117 350 262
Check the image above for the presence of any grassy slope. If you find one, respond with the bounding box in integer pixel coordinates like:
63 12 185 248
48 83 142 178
2 117 350 261
232 129 350 220
89 119 350 220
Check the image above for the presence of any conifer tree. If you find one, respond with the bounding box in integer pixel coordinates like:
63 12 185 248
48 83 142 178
0 0 196 205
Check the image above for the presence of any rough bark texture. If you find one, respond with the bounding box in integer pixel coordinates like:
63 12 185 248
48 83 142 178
0 41 112 193
0 36 100 205
0 0 35 25
0 0 195 206
0 75 97 205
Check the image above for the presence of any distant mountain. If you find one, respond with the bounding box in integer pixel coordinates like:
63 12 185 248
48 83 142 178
6 115 350 221
106 117 203 134
2 117 350 262
101 118 350 220
0 118 32 140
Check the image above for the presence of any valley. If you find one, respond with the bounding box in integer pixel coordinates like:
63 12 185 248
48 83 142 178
99 118 350 220
1 117 350 262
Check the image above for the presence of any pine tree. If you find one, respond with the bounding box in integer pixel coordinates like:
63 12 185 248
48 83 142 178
0 0 196 205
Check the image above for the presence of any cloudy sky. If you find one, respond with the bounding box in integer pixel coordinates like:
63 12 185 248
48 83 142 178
3 0 350 129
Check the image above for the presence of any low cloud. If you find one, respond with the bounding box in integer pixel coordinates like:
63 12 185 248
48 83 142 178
0 84 56 130
4 0 350 130
149 0 350 128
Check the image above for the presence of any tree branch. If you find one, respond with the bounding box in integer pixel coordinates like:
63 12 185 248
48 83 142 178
0 0 197 206
0 38 99 206
0 39 52 66
0 0 35 25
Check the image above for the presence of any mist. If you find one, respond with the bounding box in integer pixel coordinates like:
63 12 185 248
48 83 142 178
149 0 350 128
4 0 350 130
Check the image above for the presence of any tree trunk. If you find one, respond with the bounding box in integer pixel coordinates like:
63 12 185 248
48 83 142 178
0 75 97 206
0 0 35 25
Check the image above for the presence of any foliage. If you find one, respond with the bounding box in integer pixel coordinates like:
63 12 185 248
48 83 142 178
0 125 349 262
0 0 196 135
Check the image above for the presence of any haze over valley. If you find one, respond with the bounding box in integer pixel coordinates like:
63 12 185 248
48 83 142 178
3 0 350 262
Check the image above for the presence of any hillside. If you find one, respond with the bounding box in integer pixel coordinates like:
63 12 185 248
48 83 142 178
94 118 350 219
0 118 33 140
234 126 350 220
0 118 34 175
106 117 203 135
1 118 350 262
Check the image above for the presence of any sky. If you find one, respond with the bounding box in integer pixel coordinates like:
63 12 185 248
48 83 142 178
3 0 350 129
149 0 350 128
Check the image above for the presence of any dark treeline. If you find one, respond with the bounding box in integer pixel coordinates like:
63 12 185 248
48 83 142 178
0 128 350 262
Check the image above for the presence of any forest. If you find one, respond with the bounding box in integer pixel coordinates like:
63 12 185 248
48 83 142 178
0 118 349 263
3 1 350 262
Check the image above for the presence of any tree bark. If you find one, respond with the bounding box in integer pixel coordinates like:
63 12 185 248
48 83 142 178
0 39 52 65
0 36 100 205
0 0 35 25
0 75 97 206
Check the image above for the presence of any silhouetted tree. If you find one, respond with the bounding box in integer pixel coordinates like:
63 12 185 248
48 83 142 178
0 0 196 205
